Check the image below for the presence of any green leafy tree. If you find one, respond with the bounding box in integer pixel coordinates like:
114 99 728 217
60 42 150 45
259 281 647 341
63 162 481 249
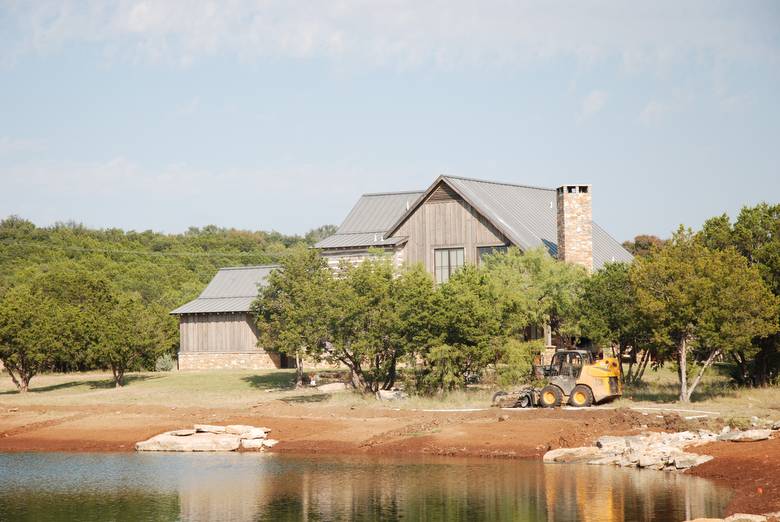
631 227 779 402
253 246 332 386
577 262 653 383
89 296 172 387
482 247 587 345
0 283 60 392
414 265 501 392
622 234 666 258
700 204 780 385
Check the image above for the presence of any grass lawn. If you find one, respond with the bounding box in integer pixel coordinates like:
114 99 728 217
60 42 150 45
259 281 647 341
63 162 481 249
0 370 300 408
1 365 777 422
615 364 780 421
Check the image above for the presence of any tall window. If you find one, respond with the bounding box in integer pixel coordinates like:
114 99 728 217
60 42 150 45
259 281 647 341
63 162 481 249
477 245 508 264
434 248 465 283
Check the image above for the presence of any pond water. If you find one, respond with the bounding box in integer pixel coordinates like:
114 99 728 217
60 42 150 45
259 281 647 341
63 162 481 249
0 452 730 521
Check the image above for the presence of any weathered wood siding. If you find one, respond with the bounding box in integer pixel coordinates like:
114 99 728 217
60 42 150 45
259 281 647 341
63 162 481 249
320 248 405 271
394 183 508 272
179 313 260 353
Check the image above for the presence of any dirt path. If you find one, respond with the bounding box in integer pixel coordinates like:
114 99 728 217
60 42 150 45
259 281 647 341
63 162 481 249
1 401 778 516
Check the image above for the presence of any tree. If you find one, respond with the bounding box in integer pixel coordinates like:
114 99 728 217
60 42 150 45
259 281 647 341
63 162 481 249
700 205 780 385
577 262 653 383
413 265 500 392
0 283 60 392
631 227 779 402
89 296 171 387
254 246 332 386
482 247 587 346
326 256 425 393
622 235 667 258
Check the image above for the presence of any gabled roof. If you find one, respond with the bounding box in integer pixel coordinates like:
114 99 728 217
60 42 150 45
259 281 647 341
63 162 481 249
170 265 278 315
313 191 423 250
317 175 632 270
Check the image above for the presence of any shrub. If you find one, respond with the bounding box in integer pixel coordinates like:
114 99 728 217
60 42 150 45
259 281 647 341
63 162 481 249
154 353 175 372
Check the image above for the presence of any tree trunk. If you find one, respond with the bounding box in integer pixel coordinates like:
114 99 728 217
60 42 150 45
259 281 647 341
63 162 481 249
112 365 124 388
635 349 650 383
686 348 720 402
4 365 30 393
295 352 304 387
678 337 689 403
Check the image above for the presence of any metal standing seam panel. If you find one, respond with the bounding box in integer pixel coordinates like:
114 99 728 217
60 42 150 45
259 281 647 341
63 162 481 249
314 175 633 269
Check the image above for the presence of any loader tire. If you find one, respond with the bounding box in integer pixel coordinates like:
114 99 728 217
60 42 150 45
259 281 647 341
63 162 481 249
539 385 562 408
569 385 594 407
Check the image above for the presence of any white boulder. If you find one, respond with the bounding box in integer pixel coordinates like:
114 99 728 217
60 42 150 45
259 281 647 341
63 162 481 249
717 429 772 442
136 432 241 452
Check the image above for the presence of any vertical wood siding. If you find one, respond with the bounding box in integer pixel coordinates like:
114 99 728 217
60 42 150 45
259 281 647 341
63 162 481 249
179 313 261 353
395 191 508 273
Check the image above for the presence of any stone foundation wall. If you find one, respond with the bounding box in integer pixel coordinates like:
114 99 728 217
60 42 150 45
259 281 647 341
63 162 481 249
178 351 282 370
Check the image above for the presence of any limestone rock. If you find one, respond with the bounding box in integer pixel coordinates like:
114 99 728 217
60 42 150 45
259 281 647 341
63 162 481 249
171 429 196 437
136 432 241 452
376 389 408 401
241 427 270 440
717 429 772 442
262 439 279 448
226 425 256 436
240 439 266 450
194 424 226 434
771 421 780 431
543 447 601 464
724 514 767 522
587 456 621 466
673 453 701 469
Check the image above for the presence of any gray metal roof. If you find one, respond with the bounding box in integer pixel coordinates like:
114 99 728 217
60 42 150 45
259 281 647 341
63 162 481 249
170 265 278 315
314 191 423 249
318 175 632 270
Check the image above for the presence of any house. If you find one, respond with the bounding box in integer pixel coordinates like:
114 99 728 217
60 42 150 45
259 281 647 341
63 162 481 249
170 265 294 370
171 175 631 369
315 175 632 278
316 175 632 348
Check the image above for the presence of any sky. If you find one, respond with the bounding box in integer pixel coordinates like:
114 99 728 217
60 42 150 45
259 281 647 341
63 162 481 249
1 1 779 241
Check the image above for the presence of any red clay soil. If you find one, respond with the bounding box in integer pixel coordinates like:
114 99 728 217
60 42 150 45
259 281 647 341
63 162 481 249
1 402 777 516
689 437 780 515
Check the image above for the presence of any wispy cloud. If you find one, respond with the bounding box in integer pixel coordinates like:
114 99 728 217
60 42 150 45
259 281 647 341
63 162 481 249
2 1 778 69
580 90 608 120
638 100 674 126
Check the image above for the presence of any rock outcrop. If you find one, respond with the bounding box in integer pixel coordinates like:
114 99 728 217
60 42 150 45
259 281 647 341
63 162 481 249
136 424 277 452
544 428 774 472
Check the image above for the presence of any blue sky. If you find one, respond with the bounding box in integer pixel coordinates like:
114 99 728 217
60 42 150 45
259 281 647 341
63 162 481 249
1 1 779 241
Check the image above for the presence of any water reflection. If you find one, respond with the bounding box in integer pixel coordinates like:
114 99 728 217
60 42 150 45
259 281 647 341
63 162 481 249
0 452 729 521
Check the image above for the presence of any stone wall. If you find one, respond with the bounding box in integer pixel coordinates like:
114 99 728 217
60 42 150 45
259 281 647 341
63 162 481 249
178 351 282 370
556 184 593 272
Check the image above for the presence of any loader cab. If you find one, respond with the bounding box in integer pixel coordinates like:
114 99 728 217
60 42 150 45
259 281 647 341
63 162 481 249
546 350 593 379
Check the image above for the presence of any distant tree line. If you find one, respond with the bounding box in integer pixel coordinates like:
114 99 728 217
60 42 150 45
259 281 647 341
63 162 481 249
256 204 780 402
0 216 333 391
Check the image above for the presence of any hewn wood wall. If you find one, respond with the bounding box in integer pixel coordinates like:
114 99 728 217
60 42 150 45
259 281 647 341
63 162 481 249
179 313 260 353
394 183 509 272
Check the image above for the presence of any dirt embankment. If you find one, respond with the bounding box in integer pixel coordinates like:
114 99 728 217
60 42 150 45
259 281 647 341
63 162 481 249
1 401 778 516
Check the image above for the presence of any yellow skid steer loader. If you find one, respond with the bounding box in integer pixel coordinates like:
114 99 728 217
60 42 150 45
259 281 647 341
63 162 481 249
492 350 622 408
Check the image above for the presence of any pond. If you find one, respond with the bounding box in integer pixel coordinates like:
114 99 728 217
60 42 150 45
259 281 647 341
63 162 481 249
0 452 730 521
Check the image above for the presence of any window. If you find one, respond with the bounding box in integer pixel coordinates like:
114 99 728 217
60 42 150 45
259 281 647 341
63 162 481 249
477 245 508 264
434 248 465 283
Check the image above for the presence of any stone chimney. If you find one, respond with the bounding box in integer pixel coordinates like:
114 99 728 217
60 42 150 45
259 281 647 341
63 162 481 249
556 184 593 272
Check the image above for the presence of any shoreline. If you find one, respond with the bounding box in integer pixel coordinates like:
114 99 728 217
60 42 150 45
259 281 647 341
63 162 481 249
1 402 778 516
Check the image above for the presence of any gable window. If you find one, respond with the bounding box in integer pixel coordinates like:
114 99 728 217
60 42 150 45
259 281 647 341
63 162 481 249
477 245 508 264
434 248 465 283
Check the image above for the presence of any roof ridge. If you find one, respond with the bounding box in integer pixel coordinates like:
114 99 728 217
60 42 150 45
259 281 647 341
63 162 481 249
443 175 554 192
217 264 279 271
361 190 425 197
